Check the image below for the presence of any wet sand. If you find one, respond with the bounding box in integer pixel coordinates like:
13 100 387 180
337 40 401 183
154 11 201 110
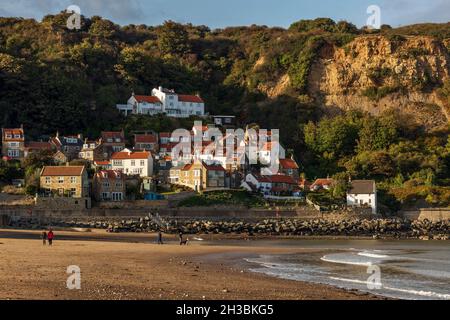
0 229 381 300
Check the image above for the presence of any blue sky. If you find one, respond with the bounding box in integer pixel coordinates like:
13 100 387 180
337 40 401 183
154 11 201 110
0 0 449 28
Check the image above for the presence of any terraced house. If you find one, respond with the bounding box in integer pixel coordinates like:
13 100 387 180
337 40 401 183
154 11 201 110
111 149 153 177
40 166 89 198
2 127 25 160
179 160 226 191
93 170 126 202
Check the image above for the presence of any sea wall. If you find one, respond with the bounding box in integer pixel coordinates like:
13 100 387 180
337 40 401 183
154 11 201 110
401 208 450 221
4 216 449 240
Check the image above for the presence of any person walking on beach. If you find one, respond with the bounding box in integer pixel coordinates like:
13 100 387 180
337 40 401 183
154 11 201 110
179 231 183 245
41 231 47 246
47 228 54 246
157 230 163 245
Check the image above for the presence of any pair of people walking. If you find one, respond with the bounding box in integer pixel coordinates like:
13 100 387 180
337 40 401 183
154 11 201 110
41 228 54 246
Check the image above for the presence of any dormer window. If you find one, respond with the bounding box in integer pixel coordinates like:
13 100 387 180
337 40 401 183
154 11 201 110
6 134 12 139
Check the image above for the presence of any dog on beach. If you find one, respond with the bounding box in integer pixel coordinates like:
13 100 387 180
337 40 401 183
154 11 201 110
180 238 189 245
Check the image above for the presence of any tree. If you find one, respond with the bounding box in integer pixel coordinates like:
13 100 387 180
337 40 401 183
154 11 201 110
357 114 398 152
289 18 336 33
331 172 350 199
158 21 190 55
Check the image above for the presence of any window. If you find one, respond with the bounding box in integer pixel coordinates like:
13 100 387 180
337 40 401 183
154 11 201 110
140 160 145 166
45 177 51 184
5 134 12 139
103 182 110 187
58 177 64 184
8 142 19 147
70 177 77 184
7 150 19 157
131 160 136 166
14 134 21 139
113 160 123 166
70 188 76 197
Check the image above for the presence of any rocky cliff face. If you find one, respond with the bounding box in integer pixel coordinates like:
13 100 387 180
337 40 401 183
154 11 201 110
310 35 450 130
260 35 450 130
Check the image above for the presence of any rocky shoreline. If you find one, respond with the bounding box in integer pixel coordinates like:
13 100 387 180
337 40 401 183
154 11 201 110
5 216 449 240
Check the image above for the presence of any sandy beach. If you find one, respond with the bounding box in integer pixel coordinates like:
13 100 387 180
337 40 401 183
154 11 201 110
0 229 381 300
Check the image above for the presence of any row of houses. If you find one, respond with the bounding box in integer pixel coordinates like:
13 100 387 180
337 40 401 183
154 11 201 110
2 120 377 212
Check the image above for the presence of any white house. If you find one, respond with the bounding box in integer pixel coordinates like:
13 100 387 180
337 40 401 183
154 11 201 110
128 94 163 115
152 86 205 117
258 141 286 166
117 87 205 118
110 149 153 178
241 173 272 194
346 180 377 214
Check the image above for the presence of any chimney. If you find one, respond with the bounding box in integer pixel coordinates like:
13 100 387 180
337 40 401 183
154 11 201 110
158 86 163 91
77 133 83 140
56 131 59 138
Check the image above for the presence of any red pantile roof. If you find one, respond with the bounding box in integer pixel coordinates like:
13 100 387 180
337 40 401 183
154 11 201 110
41 166 84 176
101 131 124 139
134 95 161 104
111 151 151 160
311 178 334 187
25 141 52 151
178 94 204 103
135 134 157 144
96 170 124 180
159 132 171 138
204 163 226 171
94 160 110 166
267 174 297 184
2 128 24 141
279 158 299 170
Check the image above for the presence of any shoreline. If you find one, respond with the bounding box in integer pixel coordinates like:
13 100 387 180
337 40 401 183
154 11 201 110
0 227 442 242
0 228 384 300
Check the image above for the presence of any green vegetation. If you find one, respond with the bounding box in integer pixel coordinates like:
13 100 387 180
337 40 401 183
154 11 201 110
304 110 450 213
361 86 401 101
178 190 267 208
0 14 449 213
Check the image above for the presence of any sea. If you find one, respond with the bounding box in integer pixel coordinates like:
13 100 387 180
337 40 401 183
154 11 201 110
242 240 450 300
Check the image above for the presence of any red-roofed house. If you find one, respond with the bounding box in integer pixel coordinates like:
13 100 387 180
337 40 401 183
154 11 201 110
279 158 300 180
111 149 153 177
40 166 89 198
127 94 163 116
152 86 205 118
117 87 205 118
310 178 334 191
93 170 126 202
134 134 158 152
2 127 25 160
24 141 53 158
242 173 298 195
179 160 225 191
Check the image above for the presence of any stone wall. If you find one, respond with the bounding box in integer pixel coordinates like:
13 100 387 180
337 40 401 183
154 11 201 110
97 200 168 209
418 208 450 222
35 197 91 210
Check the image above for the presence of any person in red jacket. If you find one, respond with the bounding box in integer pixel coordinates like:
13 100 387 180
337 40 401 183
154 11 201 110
47 228 54 246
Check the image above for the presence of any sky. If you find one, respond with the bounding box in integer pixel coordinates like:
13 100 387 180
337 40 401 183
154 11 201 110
0 0 449 28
